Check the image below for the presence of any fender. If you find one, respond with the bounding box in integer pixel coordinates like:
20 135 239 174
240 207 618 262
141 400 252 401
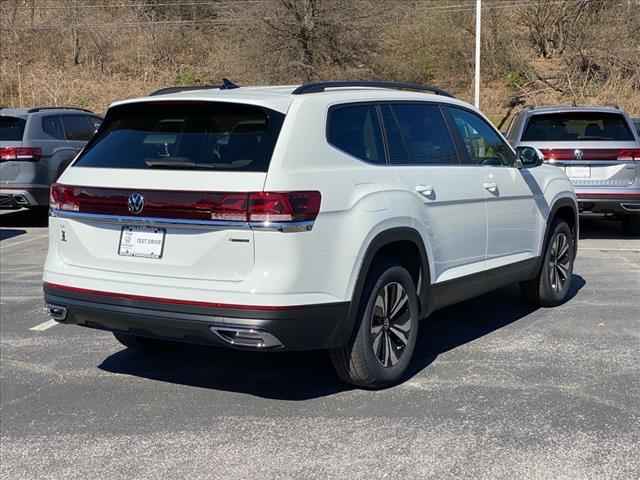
543 195 579 258
330 227 431 347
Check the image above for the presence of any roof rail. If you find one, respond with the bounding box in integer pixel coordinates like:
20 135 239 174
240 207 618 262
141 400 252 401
149 85 222 96
291 80 455 97
27 106 94 114
149 78 240 96
526 104 623 111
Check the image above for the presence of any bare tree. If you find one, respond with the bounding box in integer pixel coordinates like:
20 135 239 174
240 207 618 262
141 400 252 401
262 0 378 81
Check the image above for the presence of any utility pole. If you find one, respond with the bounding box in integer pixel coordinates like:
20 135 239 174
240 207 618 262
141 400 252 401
474 0 481 108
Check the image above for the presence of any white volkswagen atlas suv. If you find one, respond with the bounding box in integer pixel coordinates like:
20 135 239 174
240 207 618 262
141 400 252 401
43 80 578 388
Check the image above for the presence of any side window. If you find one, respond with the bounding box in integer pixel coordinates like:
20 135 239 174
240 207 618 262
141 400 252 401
327 104 385 165
448 107 516 167
62 115 96 141
41 116 65 140
381 103 458 165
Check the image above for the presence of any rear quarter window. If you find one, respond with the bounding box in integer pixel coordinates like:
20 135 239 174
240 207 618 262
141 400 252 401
0 116 26 141
74 102 284 172
62 115 98 141
522 112 634 141
42 116 65 140
326 104 385 165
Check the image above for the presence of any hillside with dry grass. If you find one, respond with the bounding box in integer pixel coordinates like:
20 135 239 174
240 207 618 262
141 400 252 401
1 0 639 125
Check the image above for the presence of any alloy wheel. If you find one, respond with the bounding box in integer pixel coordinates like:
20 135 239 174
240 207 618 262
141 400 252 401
370 282 412 368
548 232 571 293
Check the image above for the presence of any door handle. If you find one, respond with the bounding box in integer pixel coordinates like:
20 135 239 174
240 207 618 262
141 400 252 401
483 182 498 194
415 185 435 199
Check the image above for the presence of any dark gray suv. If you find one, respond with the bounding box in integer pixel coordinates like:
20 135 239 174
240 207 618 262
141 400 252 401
507 106 640 234
0 107 102 210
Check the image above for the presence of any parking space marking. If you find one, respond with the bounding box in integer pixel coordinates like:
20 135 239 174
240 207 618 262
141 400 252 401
0 234 49 250
29 319 59 332
580 247 640 252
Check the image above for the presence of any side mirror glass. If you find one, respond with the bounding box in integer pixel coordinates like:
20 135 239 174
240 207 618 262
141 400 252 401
516 146 544 168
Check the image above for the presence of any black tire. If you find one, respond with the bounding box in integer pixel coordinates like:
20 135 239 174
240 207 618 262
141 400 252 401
113 332 173 352
521 220 575 307
330 260 420 388
622 215 640 236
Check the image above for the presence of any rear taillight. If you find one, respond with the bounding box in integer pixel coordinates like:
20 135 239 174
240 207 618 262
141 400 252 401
617 149 640 161
50 183 80 211
540 148 640 161
208 193 248 221
49 185 322 224
0 147 42 162
248 191 321 222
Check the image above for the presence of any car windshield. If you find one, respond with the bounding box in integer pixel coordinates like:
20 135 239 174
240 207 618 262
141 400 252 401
0 116 26 141
522 112 634 141
74 101 285 172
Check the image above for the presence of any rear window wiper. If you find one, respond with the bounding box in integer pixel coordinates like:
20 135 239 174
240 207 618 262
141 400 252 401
144 159 219 170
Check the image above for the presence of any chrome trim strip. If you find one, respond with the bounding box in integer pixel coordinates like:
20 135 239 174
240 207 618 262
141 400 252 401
50 209 314 233
546 160 634 166
250 221 314 233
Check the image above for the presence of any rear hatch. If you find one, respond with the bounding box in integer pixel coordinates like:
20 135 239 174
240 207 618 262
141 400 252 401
521 111 640 189
53 100 285 282
1 114 35 186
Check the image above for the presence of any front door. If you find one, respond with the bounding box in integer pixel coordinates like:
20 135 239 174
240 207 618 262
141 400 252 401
446 106 539 264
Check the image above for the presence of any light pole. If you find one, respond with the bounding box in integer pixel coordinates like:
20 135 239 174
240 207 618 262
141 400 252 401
474 0 481 108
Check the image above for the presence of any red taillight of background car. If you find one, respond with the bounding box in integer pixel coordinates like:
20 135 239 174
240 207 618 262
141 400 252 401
540 148 640 161
616 149 640 161
0 147 42 162
49 185 322 223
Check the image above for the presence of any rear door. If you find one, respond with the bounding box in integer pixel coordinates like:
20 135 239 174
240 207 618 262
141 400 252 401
381 102 487 283
55 101 285 283
446 106 539 263
520 111 640 190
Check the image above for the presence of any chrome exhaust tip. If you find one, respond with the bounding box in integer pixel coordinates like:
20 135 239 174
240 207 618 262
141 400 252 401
45 304 67 321
13 194 30 207
621 203 640 212
210 326 283 349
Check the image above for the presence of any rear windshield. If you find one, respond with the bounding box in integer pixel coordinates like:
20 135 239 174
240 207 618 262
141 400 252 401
0 116 26 141
522 112 634 142
74 102 285 171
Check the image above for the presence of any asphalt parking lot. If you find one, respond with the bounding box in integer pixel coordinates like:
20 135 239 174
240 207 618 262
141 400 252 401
1 209 639 480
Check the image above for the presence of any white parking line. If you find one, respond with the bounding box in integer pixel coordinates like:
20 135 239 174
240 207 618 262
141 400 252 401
29 319 59 332
580 247 640 252
0 235 49 250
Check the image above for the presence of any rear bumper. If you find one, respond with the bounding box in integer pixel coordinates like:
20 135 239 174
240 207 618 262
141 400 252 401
576 190 640 215
43 283 351 351
0 186 48 208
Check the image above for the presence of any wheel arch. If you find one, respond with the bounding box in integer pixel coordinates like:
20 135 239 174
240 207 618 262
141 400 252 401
332 227 431 348
546 196 579 252
534 195 579 277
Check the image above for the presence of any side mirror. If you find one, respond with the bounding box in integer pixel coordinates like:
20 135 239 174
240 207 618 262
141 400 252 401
516 146 544 168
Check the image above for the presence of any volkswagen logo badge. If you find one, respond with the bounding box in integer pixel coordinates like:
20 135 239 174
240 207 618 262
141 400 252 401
574 149 584 161
128 193 144 215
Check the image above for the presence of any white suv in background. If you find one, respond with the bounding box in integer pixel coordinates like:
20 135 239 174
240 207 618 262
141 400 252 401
43 81 578 388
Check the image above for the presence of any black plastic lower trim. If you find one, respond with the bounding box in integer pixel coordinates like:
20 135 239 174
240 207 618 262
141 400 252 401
430 257 540 312
44 286 350 351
